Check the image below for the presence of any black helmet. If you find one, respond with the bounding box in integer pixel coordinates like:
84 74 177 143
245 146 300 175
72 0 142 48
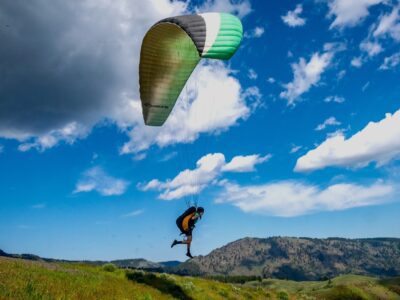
197 207 204 213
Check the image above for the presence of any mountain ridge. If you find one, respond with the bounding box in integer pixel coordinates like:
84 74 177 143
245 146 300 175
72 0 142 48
172 236 400 280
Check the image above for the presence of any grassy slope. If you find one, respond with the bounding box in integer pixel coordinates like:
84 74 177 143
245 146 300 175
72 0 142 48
250 275 400 299
1 257 400 300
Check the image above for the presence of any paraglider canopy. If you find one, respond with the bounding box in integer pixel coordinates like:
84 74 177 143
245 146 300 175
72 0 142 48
139 12 243 126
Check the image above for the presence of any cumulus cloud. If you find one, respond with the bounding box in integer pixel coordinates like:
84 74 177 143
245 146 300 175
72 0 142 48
195 0 252 18
222 154 271 172
119 61 260 155
245 26 265 38
280 51 333 105
0 1 255 154
0 1 188 146
247 69 258 80
351 56 363 67
74 166 129 196
290 145 302 154
328 0 385 29
349 40 382 69
324 95 345 103
281 4 306 27
373 5 400 41
295 109 400 172
139 152 270 200
337 70 346 80
360 40 383 57
17 122 89 152
380 52 400 70
0 1 189 149
253 26 265 37
315 117 341 131
216 180 396 217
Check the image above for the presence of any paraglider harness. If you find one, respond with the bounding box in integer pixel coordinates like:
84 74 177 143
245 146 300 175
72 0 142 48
176 206 201 236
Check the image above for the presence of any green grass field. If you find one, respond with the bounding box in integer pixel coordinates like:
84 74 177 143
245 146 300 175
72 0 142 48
1 257 399 300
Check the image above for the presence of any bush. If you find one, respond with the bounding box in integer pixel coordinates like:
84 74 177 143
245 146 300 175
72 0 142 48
126 270 191 300
277 290 289 300
182 281 196 292
207 275 262 284
218 289 229 297
322 285 369 300
142 294 153 300
102 263 117 272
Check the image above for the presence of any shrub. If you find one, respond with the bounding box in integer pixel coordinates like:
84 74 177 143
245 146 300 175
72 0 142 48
277 290 289 300
322 285 369 300
102 263 117 272
142 293 153 300
218 289 229 297
182 281 196 292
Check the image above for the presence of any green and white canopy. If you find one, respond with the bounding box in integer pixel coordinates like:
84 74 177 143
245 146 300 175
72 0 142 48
139 12 243 126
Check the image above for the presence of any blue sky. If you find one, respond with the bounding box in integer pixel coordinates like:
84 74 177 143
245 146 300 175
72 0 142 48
1 0 400 262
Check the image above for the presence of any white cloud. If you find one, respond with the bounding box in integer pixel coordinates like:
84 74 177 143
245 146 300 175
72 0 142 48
380 52 400 70
337 70 346 80
315 117 341 131
119 61 259 155
242 86 263 110
360 40 383 57
17 122 89 152
267 77 276 84
324 95 345 103
121 209 144 218
196 0 252 18
323 42 348 53
140 179 164 192
281 4 306 27
139 152 270 200
351 57 363 67
253 26 265 37
216 180 396 217
280 52 333 105
373 5 400 41
362 81 370 92
290 145 302 154
245 26 265 38
133 153 147 161
222 154 271 172
328 0 385 29
160 151 178 162
74 166 129 196
295 109 400 172
153 153 226 200
247 68 258 80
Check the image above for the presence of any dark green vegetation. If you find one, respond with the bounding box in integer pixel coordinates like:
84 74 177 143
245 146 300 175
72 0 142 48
174 237 400 280
206 275 263 284
1 257 400 299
